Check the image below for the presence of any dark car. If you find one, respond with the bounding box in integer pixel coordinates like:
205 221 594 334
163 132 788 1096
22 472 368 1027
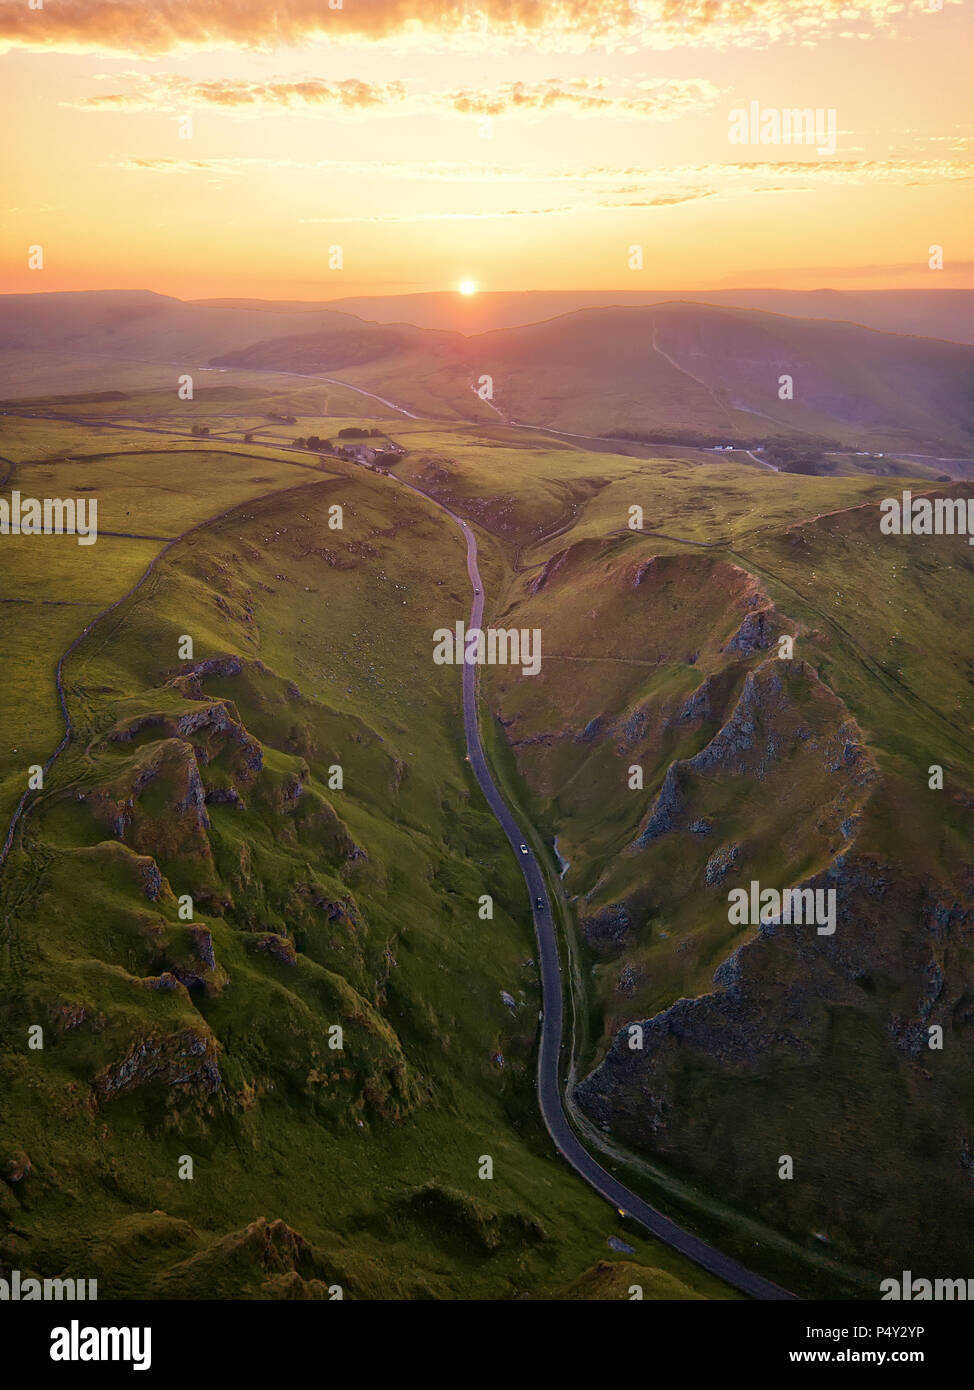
535 897 545 910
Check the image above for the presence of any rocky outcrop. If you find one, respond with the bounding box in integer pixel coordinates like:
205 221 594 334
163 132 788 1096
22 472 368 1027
151 1217 345 1300
1 1149 32 1185
82 739 214 863
140 922 227 996
723 606 777 657
633 763 683 847
249 932 297 966
704 843 739 885
75 842 173 902
632 659 876 850
528 548 570 595
580 902 633 956
575 847 974 1269
92 1027 221 1103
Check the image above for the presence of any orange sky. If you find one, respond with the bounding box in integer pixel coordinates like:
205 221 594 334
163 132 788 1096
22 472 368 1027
1 0 972 299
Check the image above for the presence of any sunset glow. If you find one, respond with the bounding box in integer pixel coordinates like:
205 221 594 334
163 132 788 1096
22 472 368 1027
0 1 971 298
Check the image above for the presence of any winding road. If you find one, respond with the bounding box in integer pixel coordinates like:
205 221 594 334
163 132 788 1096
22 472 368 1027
399 480 797 1300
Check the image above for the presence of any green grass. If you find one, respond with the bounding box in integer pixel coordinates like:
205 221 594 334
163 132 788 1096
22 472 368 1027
6 393 971 1298
472 448 974 1285
0 445 327 830
0 410 732 1300
0 536 160 827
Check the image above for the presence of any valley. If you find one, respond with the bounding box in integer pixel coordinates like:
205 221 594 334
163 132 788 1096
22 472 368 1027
0 393 744 1301
3 321 972 1298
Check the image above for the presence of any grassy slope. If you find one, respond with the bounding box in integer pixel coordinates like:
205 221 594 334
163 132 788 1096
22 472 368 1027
471 444 974 1283
0 434 319 830
0 414 729 1300
8 394 971 1295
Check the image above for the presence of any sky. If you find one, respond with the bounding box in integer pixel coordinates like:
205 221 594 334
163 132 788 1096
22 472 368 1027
0 0 972 300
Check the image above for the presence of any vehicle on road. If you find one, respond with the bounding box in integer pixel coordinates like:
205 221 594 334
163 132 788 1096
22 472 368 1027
474 587 480 594
519 844 529 855
535 897 545 910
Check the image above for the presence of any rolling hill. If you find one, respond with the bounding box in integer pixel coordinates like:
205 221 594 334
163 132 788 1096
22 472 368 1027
3 292 974 460
477 463 974 1278
198 289 974 347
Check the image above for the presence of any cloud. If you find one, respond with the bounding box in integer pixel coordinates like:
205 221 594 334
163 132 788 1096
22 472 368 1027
79 75 406 113
718 157 974 183
0 0 937 56
445 77 720 120
71 73 721 121
110 148 971 223
123 157 226 172
117 154 974 190
296 193 716 222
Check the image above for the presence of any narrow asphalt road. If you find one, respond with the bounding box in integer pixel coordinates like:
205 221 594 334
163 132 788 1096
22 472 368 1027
414 496 798 1300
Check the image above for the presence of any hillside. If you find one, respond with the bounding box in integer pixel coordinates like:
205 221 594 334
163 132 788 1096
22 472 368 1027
202 290 974 347
0 424 730 1300
3 377 974 1296
3 293 973 460
449 302 974 452
201 300 974 455
479 467 974 1277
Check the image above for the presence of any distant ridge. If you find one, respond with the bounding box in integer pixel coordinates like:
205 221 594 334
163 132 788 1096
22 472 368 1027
190 288 974 345
2 291 972 456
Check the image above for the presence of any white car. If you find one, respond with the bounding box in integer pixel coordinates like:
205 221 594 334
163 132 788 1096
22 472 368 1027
519 844 529 855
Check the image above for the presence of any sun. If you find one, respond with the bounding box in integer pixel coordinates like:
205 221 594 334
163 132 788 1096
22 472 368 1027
458 279 477 296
